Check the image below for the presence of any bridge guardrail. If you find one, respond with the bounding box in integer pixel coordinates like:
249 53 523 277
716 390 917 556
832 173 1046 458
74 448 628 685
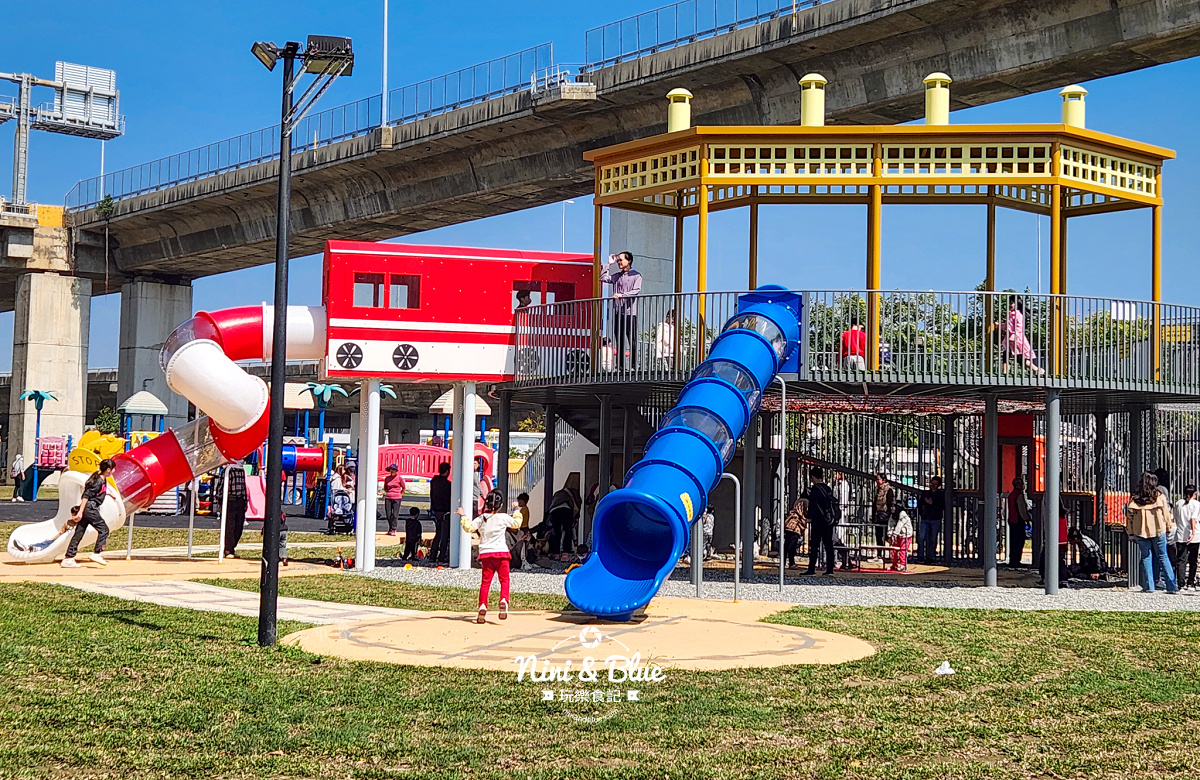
582 0 825 70
65 95 382 211
387 43 553 124
514 290 1200 394
64 44 553 212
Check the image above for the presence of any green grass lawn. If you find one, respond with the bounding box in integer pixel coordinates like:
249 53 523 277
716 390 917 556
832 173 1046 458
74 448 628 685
3 579 1200 778
0 521 355 551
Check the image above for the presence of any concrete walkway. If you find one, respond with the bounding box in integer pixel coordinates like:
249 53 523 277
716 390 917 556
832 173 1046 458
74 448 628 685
65 579 420 624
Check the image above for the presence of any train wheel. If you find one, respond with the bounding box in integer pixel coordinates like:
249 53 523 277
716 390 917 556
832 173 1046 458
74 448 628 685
392 343 419 370
336 342 364 369
565 349 590 376
516 347 541 376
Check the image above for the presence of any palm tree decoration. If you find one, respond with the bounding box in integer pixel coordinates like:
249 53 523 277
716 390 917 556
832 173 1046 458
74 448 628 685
301 382 347 443
20 390 57 499
349 383 397 399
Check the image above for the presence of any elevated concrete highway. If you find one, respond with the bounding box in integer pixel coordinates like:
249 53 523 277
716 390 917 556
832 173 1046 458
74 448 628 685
48 0 1200 300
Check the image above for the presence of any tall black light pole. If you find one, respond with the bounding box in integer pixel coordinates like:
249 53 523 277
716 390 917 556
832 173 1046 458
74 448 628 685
258 41 297 648
251 36 353 646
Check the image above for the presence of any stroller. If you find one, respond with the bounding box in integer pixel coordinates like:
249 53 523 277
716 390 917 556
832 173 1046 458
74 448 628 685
326 489 355 534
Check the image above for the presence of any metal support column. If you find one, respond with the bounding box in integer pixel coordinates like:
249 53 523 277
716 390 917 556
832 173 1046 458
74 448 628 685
748 195 760 289
12 75 31 205
942 415 956 564
741 417 759 579
1093 406 1108 543
355 381 370 568
1044 389 1062 595
543 404 558 519
455 382 477 570
1129 406 1145 590
983 397 999 586
362 378 381 571
598 396 613 504
449 384 465 567
621 405 633 483
496 390 511 500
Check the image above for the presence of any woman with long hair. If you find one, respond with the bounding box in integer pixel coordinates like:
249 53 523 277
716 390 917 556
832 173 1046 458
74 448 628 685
1125 471 1179 593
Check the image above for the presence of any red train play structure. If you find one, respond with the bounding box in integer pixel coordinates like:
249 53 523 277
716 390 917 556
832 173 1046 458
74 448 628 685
322 241 592 382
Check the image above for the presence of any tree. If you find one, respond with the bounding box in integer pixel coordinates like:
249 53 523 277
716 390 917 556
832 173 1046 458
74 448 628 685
516 411 545 433
94 407 121 435
96 195 116 294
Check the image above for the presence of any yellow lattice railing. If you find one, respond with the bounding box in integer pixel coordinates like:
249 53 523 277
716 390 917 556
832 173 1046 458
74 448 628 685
882 144 1052 176
1059 146 1157 197
706 144 872 178
598 146 701 197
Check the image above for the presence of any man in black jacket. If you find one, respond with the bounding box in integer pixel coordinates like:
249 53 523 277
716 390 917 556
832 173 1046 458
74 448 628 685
917 475 946 563
428 462 452 564
804 466 840 576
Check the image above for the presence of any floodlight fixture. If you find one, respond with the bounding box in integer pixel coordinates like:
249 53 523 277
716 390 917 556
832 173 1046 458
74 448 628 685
251 41 280 71
304 35 354 76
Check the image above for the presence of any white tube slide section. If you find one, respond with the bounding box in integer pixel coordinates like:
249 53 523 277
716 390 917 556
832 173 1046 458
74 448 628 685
263 305 327 360
166 340 269 433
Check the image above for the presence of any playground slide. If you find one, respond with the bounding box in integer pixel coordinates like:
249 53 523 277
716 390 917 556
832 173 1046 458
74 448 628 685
6 470 127 562
7 305 327 562
565 287 802 620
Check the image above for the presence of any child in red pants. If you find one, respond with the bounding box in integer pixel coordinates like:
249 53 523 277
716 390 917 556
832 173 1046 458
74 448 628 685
889 509 914 572
459 490 523 623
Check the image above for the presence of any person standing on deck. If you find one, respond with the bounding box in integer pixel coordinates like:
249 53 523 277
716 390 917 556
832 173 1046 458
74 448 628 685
601 251 642 370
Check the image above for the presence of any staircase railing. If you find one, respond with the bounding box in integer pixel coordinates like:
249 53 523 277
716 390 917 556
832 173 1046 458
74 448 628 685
510 420 580 498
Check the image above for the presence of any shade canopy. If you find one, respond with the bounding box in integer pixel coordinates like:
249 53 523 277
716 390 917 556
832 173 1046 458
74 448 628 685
117 391 168 416
429 389 492 416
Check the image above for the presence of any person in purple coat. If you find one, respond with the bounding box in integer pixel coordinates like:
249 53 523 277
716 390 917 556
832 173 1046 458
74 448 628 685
601 251 643 370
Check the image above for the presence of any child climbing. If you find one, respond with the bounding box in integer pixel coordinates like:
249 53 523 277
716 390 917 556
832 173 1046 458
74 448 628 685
458 489 523 624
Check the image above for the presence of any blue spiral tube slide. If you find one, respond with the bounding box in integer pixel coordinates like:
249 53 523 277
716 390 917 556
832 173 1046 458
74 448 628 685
566 286 802 620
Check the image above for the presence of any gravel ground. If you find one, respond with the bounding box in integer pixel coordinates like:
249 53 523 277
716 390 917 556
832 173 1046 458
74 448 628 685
362 558 1200 613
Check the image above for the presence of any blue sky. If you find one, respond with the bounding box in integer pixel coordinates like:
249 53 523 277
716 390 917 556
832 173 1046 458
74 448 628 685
2 0 1199 369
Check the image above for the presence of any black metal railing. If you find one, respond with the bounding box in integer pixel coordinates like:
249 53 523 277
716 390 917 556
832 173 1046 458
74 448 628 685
514 290 1200 394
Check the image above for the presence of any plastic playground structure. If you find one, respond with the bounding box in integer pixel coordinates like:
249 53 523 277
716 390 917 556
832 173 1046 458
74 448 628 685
566 287 801 620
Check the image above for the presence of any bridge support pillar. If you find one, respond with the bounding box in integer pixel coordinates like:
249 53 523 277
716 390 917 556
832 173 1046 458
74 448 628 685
118 279 193 429
608 210 675 296
8 272 90 477
982 397 999 587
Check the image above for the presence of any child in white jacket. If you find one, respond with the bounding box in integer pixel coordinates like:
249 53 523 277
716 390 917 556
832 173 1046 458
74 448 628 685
889 508 915 572
459 490 523 623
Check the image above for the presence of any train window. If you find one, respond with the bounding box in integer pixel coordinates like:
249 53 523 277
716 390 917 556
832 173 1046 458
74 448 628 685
353 273 385 308
389 274 421 309
513 282 541 311
546 282 575 304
